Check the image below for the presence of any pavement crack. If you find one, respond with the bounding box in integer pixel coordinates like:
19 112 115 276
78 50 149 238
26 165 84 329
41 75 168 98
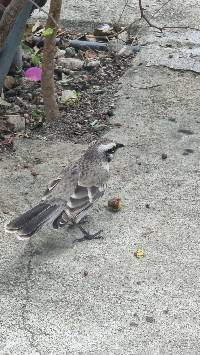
21 242 41 355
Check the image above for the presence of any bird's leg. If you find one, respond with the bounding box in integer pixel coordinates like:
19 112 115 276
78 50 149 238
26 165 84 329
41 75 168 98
75 223 103 241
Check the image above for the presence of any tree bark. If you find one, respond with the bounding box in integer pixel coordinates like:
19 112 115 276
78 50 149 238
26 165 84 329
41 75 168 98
0 0 28 51
41 0 62 121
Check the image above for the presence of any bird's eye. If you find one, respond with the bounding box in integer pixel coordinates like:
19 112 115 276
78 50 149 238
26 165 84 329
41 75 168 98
107 147 116 154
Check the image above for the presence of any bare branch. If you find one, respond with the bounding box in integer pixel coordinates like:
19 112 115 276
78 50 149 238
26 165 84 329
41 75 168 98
138 0 200 33
138 0 163 32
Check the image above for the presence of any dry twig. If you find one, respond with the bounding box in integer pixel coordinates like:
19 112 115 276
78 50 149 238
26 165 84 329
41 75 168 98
138 0 200 32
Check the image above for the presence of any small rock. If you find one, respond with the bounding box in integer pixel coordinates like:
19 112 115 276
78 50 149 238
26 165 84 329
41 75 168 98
117 45 141 57
108 197 122 212
107 110 114 117
59 57 84 71
107 38 124 53
130 322 138 327
4 76 16 90
56 49 66 58
61 90 78 104
183 148 194 155
168 117 176 122
65 47 77 58
31 170 38 177
145 203 150 209
85 60 101 69
161 153 167 160
168 54 173 58
145 316 155 323
7 114 25 131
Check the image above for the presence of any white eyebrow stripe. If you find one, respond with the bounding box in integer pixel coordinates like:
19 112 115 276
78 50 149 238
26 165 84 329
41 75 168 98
98 142 116 152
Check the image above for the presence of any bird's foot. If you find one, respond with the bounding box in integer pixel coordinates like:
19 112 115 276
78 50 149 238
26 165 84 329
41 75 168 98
74 223 103 243
79 215 90 225
82 229 103 240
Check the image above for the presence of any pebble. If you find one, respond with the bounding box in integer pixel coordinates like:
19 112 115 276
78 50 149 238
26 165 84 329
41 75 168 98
7 114 25 131
61 90 78 104
58 57 84 71
117 45 141 57
161 153 167 160
65 47 77 58
85 60 101 69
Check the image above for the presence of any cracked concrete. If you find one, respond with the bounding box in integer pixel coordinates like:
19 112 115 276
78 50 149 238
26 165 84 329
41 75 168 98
1 1 200 354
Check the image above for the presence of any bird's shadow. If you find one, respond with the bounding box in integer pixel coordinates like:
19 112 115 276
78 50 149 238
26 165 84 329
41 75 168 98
0 225 83 288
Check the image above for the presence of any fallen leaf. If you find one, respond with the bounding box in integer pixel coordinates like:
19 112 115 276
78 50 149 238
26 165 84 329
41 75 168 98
24 67 42 81
42 27 54 37
85 49 98 60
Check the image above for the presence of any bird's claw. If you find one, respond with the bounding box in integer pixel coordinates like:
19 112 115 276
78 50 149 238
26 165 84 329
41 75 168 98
74 229 103 243
83 229 103 240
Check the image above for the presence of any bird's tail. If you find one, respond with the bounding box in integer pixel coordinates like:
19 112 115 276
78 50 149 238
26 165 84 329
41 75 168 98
5 202 59 240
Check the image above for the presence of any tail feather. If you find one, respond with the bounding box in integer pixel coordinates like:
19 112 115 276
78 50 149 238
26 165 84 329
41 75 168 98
6 202 58 239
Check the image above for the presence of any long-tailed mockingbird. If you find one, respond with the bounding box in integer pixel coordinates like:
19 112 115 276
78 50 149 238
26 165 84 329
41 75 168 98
6 138 124 240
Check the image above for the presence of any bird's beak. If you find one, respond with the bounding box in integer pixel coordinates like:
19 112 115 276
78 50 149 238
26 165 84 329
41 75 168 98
116 143 125 149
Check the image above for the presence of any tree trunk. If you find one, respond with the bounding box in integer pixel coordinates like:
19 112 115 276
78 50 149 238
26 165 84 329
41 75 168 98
41 0 62 121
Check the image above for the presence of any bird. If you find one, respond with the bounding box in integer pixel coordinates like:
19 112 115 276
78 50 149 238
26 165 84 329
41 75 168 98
5 138 124 241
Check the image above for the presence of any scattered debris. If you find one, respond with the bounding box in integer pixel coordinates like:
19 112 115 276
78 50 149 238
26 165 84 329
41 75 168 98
183 148 194 155
0 22 137 146
58 57 84 71
7 114 25 132
145 316 155 323
85 60 101 69
0 136 14 153
108 197 122 212
178 128 194 135
94 24 113 37
24 67 42 81
4 76 16 90
117 45 141 58
134 249 145 259
61 90 79 105
161 153 168 160
0 97 11 107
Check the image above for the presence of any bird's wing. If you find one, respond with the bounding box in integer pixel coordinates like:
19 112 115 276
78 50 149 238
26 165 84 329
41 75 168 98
42 161 109 228
51 165 108 228
43 177 62 197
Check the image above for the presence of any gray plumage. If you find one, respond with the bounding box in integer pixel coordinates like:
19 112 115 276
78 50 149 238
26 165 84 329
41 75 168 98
6 138 124 240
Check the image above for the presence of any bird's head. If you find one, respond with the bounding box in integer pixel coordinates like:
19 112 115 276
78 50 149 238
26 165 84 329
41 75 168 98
97 138 124 162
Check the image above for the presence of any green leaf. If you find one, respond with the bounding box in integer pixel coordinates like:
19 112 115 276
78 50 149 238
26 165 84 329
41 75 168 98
31 53 41 66
75 91 81 97
32 110 40 117
42 27 54 37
